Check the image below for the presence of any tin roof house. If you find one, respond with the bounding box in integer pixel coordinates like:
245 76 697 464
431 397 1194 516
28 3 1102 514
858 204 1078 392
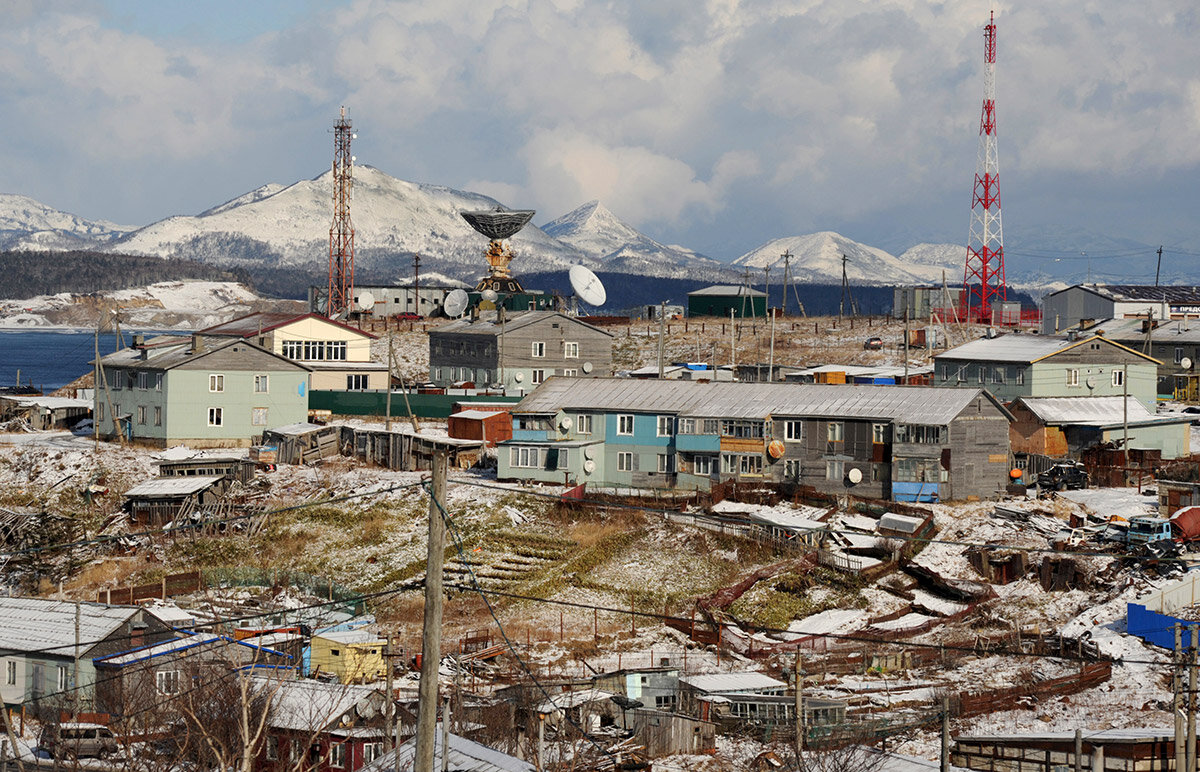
498 377 1013 502
1008 395 1192 460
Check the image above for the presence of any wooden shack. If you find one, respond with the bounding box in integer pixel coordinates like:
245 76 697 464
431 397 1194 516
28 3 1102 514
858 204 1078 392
123 475 228 525
0 395 91 430
340 426 483 471
260 423 341 465
155 457 257 483
629 709 716 756
447 408 513 447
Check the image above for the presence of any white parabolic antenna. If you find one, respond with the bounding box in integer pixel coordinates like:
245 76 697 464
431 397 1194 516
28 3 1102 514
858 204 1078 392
443 289 469 318
569 265 607 307
1183 357 1194 371
356 290 375 312
846 467 863 485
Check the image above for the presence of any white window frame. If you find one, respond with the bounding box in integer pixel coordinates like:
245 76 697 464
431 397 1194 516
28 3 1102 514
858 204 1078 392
871 423 886 444
577 414 593 434
1066 369 1080 387
827 422 844 442
347 374 369 390
784 459 801 479
693 455 713 476
617 452 634 472
5 660 15 686
209 373 224 392
207 407 223 427
57 666 69 691
136 405 147 425
531 341 546 358
557 448 570 469
784 420 803 441
617 414 634 435
564 341 579 358
329 741 346 769
657 415 674 436
657 453 675 473
266 736 279 761
509 447 542 469
531 369 546 385
156 669 181 695
563 369 578 377
154 406 162 426
1112 369 1124 387
826 459 845 480
252 407 269 426
1016 368 1025 385
254 374 269 393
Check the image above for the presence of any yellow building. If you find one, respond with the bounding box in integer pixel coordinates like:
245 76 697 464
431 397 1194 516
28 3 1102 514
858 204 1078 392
309 629 387 684
199 312 388 391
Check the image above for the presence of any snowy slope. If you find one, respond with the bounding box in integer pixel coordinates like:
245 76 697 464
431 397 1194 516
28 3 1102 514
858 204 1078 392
0 194 135 251
733 232 938 285
542 200 734 281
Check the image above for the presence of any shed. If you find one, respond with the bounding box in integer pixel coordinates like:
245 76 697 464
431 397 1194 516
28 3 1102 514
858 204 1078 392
341 426 483 471
0 395 91 430
309 629 386 684
687 285 767 318
122 475 228 526
154 456 257 483
261 423 342 464
448 408 513 447
878 512 931 540
629 709 716 756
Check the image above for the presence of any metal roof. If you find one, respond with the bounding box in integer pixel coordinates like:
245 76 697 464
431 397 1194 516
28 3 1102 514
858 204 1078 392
263 678 385 732
435 310 612 338
511 377 1006 425
1048 284 1200 304
1084 317 1200 344
198 311 376 340
936 333 1158 365
96 632 287 666
680 672 786 693
123 476 224 499
96 336 310 372
365 726 535 772
687 285 766 297
1013 396 1192 429
0 597 140 656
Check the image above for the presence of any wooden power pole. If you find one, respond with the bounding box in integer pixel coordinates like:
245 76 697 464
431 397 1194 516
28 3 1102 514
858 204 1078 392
414 452 449 772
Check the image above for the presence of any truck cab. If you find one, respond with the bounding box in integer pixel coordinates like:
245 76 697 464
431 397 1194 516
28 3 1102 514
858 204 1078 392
1127 516 1173 546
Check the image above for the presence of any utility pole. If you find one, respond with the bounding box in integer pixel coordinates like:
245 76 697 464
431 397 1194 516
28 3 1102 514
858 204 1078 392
657 301 667 379
1074 727 1083 772
385 339 394 432
413 253 422 317
768 310 776 382
1177 623 1186 772
1156 245 1164 287
1189 624 1198 772
414 452 449 772
840 254 848 321
903 301 910 384
781 250 792 317
762 265 771 317
794 654 804 768
941 697 951 772
729 309 736 370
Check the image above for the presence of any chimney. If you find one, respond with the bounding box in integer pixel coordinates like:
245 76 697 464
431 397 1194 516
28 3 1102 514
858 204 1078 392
191 333 204 353
131 333 144 348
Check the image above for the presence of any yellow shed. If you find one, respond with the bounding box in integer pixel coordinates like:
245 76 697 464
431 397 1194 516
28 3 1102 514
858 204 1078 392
309 629 387 684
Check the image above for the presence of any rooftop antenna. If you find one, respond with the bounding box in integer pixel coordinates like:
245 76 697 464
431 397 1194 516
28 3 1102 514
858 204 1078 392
461 207 535 300
569 265 607 310
442 289 469 319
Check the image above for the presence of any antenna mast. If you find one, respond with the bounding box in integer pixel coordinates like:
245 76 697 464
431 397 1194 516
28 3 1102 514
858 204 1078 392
962 11 1006 324
327 107 356 318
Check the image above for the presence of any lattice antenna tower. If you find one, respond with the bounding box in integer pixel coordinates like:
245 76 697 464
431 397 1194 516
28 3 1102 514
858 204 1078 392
327 106 356 318
962 11 1006 324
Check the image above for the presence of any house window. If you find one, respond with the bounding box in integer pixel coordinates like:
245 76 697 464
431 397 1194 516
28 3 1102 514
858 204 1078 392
156 669 181 695
721 420 765 438
656 695 677 710
657 416 674 436
252 408 269 426
57 666 68 691
331 649 340 657
110 371 122 390
254 374 269 393
564 342 579 358
783 420 803 441
895 424 944 444
563 369 578 377
266 736 279 761
207 407 223 427
209 374 224 392
678 418 696 434
826 460 845 480
136 406 147 425
895 457 944 483
977 366 985 384
1112 369 1125 387
693 455 714 476
5 661 15 686
364 743 384 764
154 406 162 426
531 341 546 358
617 415 635 435
827 422 844 442
531 369 546 385
510 447 542 469
137 371 149 390
657 454 675 473
557 448 570 469
1177 347 1185 364
97 403 104 421
1016 368 1025 385
617 452 634 472
347 374 369 390
872 423 887 444
329 742 346 768
783 459 801 479
577 414 593 434
991 367 1005 384
1066 369 1080 387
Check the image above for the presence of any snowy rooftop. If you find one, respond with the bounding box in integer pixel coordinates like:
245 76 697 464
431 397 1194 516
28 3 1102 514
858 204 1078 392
366 726 534 772
123 475 224 498
0 597 139 655
314 629 384 645
263 678 384 732
1014 396 1189 428
536 688 615 713
936 333 1155 364
680 672 786 694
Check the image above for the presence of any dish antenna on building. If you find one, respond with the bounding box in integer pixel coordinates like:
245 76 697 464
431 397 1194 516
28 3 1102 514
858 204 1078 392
355 290 375 312
569 265 607 308
1182 357 1194 372
443 289 469 318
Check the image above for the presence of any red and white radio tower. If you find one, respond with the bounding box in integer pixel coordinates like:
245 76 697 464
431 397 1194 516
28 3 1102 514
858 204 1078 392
962 11 1006 324
327 107 355 318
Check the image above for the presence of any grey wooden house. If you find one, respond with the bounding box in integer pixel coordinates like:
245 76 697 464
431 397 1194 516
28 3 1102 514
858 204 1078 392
428 310 613 392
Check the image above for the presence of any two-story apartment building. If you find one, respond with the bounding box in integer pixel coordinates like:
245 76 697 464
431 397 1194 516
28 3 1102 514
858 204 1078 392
94 335 310 448
428 310 613 391
1075 317 1200 399
932 332 1160 410
199 312 387 391
498 378 1013 502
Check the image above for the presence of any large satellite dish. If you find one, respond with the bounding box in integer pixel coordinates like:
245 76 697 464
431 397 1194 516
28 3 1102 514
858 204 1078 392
460 209 536 240
569 265 607 307
356 290 375 312
443 289 469 318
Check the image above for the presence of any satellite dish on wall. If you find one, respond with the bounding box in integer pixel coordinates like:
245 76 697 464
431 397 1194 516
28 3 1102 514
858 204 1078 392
1183 357 1194 371
513 372 524 383
583 459 596 474
443 289 469 318
584 446 595 460
1085 375 1096 389
559 416 573 431
845 468 863 485
582 361 594 374
356 291 375 312
569 265 607 307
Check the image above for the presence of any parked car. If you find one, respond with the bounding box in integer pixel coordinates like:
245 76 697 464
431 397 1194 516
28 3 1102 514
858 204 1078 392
395 312 422 320
1037 462 1089 491
863 337 884 350
39 723 119 759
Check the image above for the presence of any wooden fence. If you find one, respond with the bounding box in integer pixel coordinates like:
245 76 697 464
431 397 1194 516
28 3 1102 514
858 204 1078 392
97 570 202 605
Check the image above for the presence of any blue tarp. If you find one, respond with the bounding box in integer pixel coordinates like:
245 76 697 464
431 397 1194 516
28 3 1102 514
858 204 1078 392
1127 602 1198 649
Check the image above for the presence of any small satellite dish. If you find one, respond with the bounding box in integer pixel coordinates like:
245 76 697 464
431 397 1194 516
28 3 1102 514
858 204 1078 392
582 361 593 374
584 446 595 460
443 289 469 318
356 290 375 312
845 468 863 485
1183 357 1194 371
559 416 573 431
569 265 607 307
481 288 499 303
513 372 523 383
583 459 596 474
1085 375 1096 389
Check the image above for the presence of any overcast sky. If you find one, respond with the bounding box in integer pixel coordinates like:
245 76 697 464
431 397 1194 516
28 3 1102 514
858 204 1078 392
3 0 1197 271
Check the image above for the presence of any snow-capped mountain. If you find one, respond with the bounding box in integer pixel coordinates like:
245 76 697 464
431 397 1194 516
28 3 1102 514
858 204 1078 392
0 194 135 251
733 231 962 285
542 200 737 281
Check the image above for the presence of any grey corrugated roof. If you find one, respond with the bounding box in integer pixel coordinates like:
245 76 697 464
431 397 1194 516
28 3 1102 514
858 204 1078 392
1085 317 1200 345
936 333 1158 365
434 310 612 337
364 726 535 772
96 337 309 372
0 597 139 656
1014 396 1191 429
687 285 765 297
512 378 1001 425
264 678 384 732
681 672 786 693
123 476 224 498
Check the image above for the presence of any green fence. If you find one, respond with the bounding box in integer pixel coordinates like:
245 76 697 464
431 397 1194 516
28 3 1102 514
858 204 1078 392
309 390 521 419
